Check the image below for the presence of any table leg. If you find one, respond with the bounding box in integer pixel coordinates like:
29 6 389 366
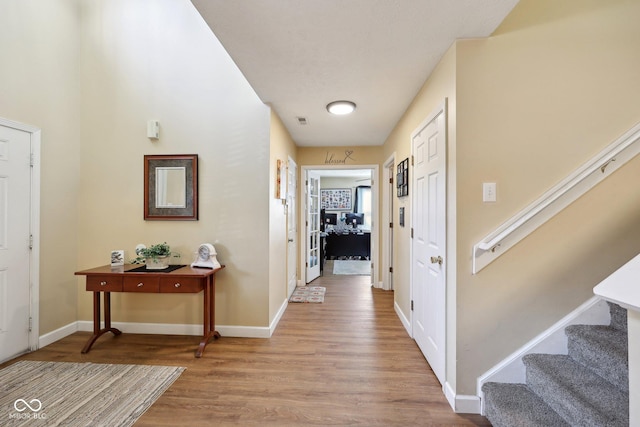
81 292 122 354
195 276 220 357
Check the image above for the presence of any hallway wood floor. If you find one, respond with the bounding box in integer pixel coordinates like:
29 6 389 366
5 274 490 426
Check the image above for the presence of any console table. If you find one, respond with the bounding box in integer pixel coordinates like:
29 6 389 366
324 231 371 260
75 264 225 358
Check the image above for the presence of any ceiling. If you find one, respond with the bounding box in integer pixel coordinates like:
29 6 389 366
191 0 519 147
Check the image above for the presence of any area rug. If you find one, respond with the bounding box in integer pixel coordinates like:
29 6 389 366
0 360 184 427
333 260 371 275
289 286 326 303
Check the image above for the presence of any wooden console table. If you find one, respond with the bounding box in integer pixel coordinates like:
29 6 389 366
75 264 225 358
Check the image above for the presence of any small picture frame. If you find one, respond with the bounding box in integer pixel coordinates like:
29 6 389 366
111 250 124 266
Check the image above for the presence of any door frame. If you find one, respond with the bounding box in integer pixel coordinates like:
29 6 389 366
286 156 298 297
300 165 379 286
381 154 395 290
0 117 41 353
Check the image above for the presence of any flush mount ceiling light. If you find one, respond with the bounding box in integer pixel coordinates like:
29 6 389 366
326 100 356 115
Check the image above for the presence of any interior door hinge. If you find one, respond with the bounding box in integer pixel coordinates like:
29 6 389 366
30 153 35 167
389 222 393 228
389 266 393 273
411 300 414 311
29 317 33 331
389 177 393 184
411 228 414 238
29 234 33 250
411 155 414 166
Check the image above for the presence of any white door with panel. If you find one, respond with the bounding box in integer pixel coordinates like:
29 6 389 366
305 171 321 283
411 105 446 385
287 158 298 297
0 124 32 362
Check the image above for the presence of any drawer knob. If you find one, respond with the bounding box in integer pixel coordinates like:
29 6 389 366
174 283 181 288
137 283 144 287
100 281 107 286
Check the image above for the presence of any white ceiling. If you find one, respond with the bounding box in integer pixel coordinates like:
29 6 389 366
191 0 519 147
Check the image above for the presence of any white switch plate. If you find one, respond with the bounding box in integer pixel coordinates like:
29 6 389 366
483 182 497 202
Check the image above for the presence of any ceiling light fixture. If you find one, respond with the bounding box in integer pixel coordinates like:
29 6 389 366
326 100 356 115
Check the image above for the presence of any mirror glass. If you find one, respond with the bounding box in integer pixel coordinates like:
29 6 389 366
144 154 198 220
155 167 186 208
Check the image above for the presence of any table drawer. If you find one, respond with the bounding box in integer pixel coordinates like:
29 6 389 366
86 276 123 292
159 277 203 293
123 276 160 293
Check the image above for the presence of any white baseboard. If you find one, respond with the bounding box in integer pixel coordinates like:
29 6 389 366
476 296 610 414
394 300 411 336
445 382 482 413
40 318 282 349
268 298 289 337
39 322 79 348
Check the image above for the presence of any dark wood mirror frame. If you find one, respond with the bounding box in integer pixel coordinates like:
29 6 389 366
144 154 198 220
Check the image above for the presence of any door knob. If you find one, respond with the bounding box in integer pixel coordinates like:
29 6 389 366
288 239 294 242
430 256 443 265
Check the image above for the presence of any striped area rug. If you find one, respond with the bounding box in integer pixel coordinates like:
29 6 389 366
0 360 184 426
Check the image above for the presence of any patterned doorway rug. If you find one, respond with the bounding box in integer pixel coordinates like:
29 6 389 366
0 360 184 426
289 286 326 303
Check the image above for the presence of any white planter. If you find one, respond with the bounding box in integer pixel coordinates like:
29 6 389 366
145 256 169 270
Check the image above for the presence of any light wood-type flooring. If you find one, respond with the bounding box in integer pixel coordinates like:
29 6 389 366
5 273 490 426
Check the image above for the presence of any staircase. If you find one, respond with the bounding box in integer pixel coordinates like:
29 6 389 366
482 302 629 426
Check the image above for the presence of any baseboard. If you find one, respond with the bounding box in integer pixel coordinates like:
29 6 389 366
444 382 482 413
268 298 289 337
39 322 78 348
394 300 411 336
476 296 610 414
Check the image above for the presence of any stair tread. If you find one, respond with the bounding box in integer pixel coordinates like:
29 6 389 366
565 324 628 391
482 382 570 427
524 353 629 426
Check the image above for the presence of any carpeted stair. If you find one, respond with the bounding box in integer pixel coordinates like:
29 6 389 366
482 302 629 426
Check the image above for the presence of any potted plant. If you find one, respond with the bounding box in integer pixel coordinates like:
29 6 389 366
133 242 175 270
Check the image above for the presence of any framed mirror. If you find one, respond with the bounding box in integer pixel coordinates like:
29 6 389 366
144 154 198 220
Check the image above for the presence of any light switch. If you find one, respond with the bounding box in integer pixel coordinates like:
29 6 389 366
483 182 497 202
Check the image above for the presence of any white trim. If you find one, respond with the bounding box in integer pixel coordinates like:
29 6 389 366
269 298 288 337
473 122 640 274
0 117 41 353
476 296 610 414
444 381 483 414
39 322 78 348
381 153 395 291
394 300 411 336
74 321 275 338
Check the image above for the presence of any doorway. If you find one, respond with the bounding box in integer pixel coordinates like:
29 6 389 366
301 165 378 285
0 117 41 363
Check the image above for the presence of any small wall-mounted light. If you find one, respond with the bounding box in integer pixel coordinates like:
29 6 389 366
326 100 356 115
147 120 160 140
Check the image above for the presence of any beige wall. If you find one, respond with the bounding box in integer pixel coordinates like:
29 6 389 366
0 0 82 333
454 0 640 395
76 0 272 328
382 0 640 398
269 110 297 322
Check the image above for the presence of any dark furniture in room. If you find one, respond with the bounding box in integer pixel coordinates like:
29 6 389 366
324 230 371 260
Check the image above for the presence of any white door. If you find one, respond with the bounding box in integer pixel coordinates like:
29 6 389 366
305 171 321 282
0 124 33 362
411 105 446 385
287 158 298 297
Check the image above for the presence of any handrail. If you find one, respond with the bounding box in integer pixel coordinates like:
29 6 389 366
473 122 640 274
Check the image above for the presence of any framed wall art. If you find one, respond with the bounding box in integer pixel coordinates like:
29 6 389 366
321 188 352 210
397 158 409 197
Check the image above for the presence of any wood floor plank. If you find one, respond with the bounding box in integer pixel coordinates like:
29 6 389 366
4 272 490 426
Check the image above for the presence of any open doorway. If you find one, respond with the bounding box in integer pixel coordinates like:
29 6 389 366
301 166 378 285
